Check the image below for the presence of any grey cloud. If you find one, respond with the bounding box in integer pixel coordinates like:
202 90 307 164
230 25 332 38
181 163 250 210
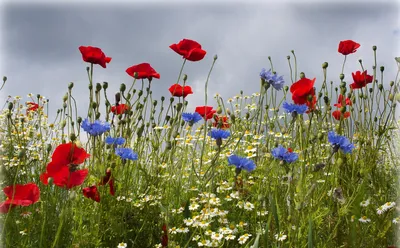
1 2 399 121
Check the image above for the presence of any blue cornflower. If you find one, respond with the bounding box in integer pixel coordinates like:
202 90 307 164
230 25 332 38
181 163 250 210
271 145 299 163
209 129 230 139
182 112 203 126
282 102 308 115
81 119 111 136
260 68 285 91
105 136 126 146
328 131 355 154
115 147 138 161
227 155 256 172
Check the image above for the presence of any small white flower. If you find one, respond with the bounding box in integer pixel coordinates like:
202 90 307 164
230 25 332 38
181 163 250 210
237 233 251 244
360 199 370 207
211 232 224 241
224 234 236 240
392 217 400 224
377 206 385 215
383 202 396 211
359 216 371 223
274 231 287 241
117 243 127 248
19 229 28 236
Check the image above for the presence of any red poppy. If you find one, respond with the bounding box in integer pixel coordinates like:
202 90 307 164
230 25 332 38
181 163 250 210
40 143 90 189
332 110 350 120
287 148 293 153
83 185 100 202
290 77 317 110
79 46 112 68
168 84 193 98
350 70 373 89
111 104 130 115
98 168 115 196
0 183 40 214
126 63 160 80
338 40 360 55
195 106 216 120
26 102 39 112
334 94 352 108
213 115 230 129
169 39 207 62
47 143 90 174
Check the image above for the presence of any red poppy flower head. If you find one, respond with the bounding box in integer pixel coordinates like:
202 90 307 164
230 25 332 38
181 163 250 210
26 102 40 112
170 39 207 62
50 143 90 170
213 115 230 129
126 63 160 81
287 148 293 153
83 185 100 202
111 104 130 115
195 106 216 120
168 84 193 98
40 167 89 189
0 183 40 213
334 94 352 108
350 70 373 89
332 110 350 120
290 77 316 105
79 46 111 68
338 40 360 55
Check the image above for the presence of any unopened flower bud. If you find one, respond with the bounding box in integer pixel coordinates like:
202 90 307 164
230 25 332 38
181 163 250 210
339 74 345 80
183 74 188 82
63 94 68 102
214 55 218 60
372 45 377 51
7 102 13 111
115 93 121 103
3 76 7 82
70 133 77 142
287 55 290 60
77 117 82 124
161 96 165 101
216 107 222 114
340 106 346 114
176 103 183 112
322 62 328 69
170 97 174 103
91 102 97 109
120 83 126 92
380 66 384 72
390 81 394 87
378 84 383 91
68 82 74 90
300 72 305 79
389 94 394 102
47 177 54 185
88 83 93 90
138 90 143 97
284 86 289 92
96 83 102 92
103 82 108 90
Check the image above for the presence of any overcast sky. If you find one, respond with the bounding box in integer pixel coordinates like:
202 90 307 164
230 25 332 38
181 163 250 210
0 1 399 120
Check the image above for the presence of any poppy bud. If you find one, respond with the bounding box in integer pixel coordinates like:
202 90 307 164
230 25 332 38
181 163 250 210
115 93 121 103
226 108 231 115
2 76 6 82
318 92 323 98
96 112 101 119
176 103 183 112
339 74 344 80
372 45 377 51
47 177 54 185
70 133 77 142
103 82 108 90
88 83 93 90
284 86 289 92
120 83 126 92
7 102 13 111
378 84 383 91
91 102 97 110
183 74 188 81
380 66 384 72
68 82 74 90
165 115 171 122
374 117 378 122
307 94 313 102
77 117 82 124
287 55 290 60
161 96 165 101
153 100 157 106
245 112 250 119
340 106 346 114
63 94 68 102
63 103 67 109
61 120 66 128
127 93 132 99
95 83 102 92
170 97 174 103
214 54 218 60
230 114 236 123
322 62 328 69
323 96 329 105
300 72 305 79
217 107 222 114
358 59 362 64
86 66 90 72
390 81 394 87
359 93 363 98
389 94 394 102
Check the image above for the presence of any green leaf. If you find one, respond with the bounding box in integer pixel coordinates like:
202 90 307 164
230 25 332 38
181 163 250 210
308 216 313 248
252 233 261 248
